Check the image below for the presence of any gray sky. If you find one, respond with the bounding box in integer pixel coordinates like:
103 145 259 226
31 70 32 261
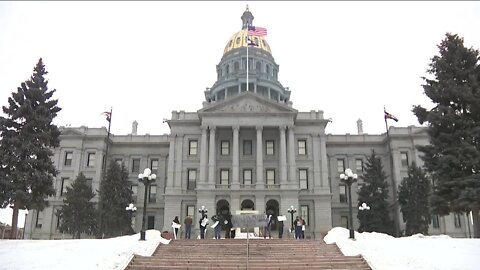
1 1 480 225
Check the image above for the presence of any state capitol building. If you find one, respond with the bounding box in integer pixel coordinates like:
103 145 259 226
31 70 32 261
24 8 471 239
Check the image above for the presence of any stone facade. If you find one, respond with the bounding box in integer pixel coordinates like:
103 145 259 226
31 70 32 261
24 8 472 239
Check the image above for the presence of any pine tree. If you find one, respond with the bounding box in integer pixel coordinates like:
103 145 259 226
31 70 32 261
398 163 431 236
357 150 394 235
97 160 133 238
413 33 480 238
56 173 97 239
0 58 61 238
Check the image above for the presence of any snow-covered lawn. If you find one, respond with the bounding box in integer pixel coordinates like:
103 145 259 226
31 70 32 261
1 228 479 270
325 227 480 270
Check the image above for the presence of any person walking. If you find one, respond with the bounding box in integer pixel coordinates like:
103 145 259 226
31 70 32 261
199 214 208 239
184 215 193 239
301 217 306 239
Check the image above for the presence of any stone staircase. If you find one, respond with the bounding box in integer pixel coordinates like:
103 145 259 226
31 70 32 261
125 238 371 270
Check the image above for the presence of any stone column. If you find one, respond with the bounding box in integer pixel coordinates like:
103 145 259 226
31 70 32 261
279 125 287 185
199 125 208 186
287 125 296 183
174 134 184 189
320 135 329 188
208 126 216 186
313 134 321 189
232 125 240 189
166 135 176 189
256 126 264 187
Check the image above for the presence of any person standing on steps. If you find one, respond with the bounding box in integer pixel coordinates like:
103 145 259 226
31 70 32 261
199 214 208 239
278 219 284 239
172 216 180 240
264 214 273 239
184 215 193 239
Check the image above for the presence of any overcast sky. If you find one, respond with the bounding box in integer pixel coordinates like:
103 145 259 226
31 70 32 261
1 1 480 224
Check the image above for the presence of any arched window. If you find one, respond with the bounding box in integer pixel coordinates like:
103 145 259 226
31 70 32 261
234 61 240 72
226 64 230 75
256 62 261 71
266 65 270 76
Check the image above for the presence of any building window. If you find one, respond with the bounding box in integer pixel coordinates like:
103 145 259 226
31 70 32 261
243 140 252 155
35 211 44 228
189 140 198 156
256 62 261 71
298 140 307 155
149 185 157 203
64 151 73 166
432 215 440 228
56 213 61 229
339 185 347 203
188 169 197 190
341 216 349 229
337 159 345 174
300 205 309 225
454 213 462 228
234 61 239 71
266 140 274 155
86 152 95 167
150 159 159 174
220 169 229 185
299 169 308 190
266 169 275 185
131 185 138 202
355 159 363 173
243 169 252 185
221 141 230 156
401 152 409 167
85 178 93 191
187 205 195 217
132 158 140 173
60 177 70 196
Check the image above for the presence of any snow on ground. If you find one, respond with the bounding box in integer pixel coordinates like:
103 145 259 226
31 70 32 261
0 230 169 270
324 227 480 270
1 227 479 270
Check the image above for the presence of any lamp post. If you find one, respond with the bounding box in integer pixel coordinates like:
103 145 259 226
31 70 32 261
126 203 137 229
287 205 297 237
138 168 156 241
198 205 208 216
340 168 358 239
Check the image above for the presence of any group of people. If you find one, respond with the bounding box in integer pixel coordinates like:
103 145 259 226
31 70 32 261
171 214 305 240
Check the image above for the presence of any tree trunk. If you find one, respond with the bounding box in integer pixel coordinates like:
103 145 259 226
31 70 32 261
10 203 19 239
472 208 480 238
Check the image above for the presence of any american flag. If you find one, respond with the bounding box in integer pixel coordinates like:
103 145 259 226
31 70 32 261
384 110 399 122
248 26 267 36
101 111 112 122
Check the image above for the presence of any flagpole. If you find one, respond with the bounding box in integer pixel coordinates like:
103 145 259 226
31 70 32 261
246 31 249 92
384 106 400 237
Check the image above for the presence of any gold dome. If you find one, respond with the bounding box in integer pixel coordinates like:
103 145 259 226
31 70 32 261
223 29 272 55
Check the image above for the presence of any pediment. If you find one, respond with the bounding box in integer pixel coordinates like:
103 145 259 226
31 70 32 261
198 92 297 115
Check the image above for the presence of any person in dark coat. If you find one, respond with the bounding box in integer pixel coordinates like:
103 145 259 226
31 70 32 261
224 214 232 239
294 216 302 239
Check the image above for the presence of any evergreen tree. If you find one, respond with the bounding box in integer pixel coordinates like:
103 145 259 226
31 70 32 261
357 150 394 235
398 163 431 236
413 33 480 238
56 173 97 239
97 160 133 238
0 58 61 238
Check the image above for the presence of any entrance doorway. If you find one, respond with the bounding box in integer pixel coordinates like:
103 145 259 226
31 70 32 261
216 199 230 231
266 199 280 230
241 199 255 210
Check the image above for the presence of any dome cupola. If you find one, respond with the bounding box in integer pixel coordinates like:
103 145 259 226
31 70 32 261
204 6 291 106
